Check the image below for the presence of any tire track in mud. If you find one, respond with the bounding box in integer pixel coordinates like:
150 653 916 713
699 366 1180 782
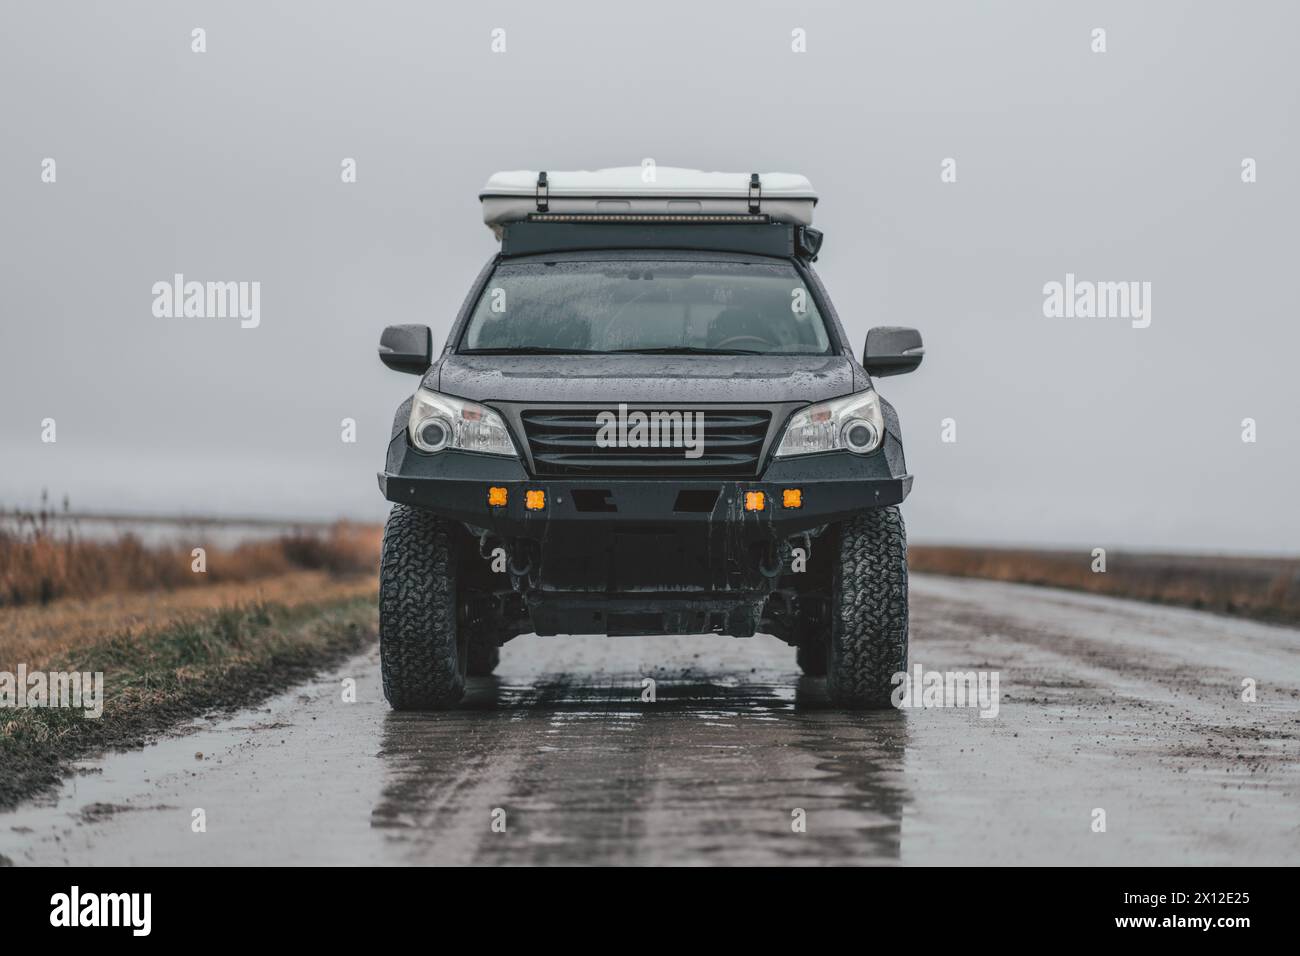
909 577 1300 775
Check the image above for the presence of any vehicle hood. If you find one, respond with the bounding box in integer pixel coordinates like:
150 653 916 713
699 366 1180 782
431 353 856 405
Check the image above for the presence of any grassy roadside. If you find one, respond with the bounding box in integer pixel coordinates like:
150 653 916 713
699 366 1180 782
0 570 377 676
0 593 377 811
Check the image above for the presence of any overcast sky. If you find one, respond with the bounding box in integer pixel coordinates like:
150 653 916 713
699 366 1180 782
1 0 1296 553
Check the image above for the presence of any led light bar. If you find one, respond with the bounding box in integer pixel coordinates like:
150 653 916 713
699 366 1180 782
527 213 770 224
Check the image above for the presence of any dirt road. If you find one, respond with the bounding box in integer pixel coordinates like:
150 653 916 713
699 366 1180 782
2 574 1297 865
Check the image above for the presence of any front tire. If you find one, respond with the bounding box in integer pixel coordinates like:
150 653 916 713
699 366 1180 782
825 507 909 709
379 505 467 710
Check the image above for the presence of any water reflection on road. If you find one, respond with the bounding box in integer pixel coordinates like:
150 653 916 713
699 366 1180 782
371 665 911 865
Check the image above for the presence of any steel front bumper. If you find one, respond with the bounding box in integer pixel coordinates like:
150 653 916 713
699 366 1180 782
378 437 911 540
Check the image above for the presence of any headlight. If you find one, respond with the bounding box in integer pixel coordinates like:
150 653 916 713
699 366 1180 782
408 388 518 457
774 389 885 457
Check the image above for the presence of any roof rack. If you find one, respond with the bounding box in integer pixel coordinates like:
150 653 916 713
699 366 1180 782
481 167 818 238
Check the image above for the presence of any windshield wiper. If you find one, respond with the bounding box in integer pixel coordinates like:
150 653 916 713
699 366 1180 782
461 346 603 355
462 345 769 356
606 346 766 355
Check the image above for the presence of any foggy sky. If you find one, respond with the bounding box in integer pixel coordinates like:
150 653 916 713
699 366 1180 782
1 0 1297 553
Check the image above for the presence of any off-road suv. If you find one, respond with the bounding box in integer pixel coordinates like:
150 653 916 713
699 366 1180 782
375 168 923 709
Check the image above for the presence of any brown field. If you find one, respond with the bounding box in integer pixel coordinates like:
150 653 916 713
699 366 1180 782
0 570 378 674
0 511 380 609
0 512 382 672
909 545 1300 626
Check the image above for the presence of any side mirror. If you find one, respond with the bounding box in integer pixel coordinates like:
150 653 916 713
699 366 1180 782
863 326 924 377
378 324 432 374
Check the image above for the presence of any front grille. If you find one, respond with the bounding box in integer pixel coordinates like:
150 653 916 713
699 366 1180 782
521 407 772 477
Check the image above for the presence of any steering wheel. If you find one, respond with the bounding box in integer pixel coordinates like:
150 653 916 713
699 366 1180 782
714 335 770 350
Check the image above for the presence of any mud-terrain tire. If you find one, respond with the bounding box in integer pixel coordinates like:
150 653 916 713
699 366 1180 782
379 505 467 710
466 640 500 677
825 507 909 709
796 639 827 676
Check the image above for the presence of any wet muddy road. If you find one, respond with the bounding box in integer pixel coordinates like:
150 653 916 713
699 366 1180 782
2 574 1298 865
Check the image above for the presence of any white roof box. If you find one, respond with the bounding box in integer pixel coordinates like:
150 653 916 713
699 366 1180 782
480 167 817 238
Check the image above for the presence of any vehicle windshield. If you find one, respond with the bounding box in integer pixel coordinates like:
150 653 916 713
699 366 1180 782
460 259 833 355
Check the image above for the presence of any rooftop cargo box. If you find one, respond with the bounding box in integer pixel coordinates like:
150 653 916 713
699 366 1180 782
480 168 817 239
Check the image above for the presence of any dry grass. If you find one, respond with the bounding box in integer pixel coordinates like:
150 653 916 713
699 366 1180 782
910 546 1300 626
0 570 377 674
0 511 380 609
